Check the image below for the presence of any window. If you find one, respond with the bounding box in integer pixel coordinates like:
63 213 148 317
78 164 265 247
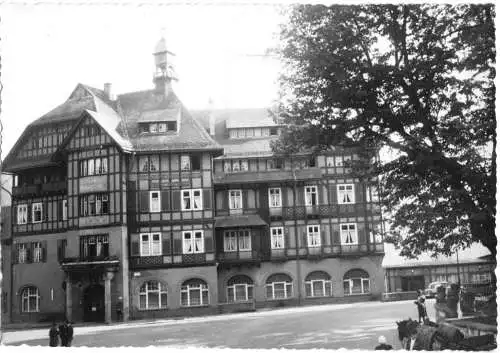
268 188 282 208
305 186 318 206
182 231 204 254
80 157 108 176
32 242 43 263
229 190 242 209
270 127 278 136
181 155 191 171
305 271 332 298
17 243 28 264
17 204 28 224
80 234 109 259
366 185 380 203
335 156 343 166
227 275 254 303
307 225 321 247
150 191 161 213
62 199 68 221
181 189 203 211
167 121 177 131
139 281 167 310
21 286 40 313
224 231 237 252
80 194 109 216
343 269 370 295
267 159 283 170
270 227 284 249
158 123 167 133
337 184 355 204
32 202 43 223
140 233 162 256
224 161 231 172
181 279 209 306
149 123 158 133
340 223 358 244
141 156 159 172
225 231 252 251
266 274 293 300
326 156 334 167
238 230 251 251
240 160 248 171
181 155 201 171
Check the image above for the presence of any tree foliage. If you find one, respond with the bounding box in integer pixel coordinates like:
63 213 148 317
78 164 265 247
273 4 496 257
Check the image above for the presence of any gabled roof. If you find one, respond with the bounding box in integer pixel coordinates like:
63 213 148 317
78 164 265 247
118 90 222 153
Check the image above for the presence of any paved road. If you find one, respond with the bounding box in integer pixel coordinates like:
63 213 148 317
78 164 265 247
4 299 435 349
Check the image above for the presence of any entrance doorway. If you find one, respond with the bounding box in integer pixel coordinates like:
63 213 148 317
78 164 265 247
83 284 105 322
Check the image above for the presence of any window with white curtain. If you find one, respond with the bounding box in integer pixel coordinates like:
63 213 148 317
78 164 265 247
340 223 358 244
337 184 355 204
183 231 204 254
307 225 321 247
181 189 203 211
305 186 318 206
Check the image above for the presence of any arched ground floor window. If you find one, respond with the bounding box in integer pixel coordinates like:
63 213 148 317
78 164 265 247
305 271 332 297
181 278 209 307
21 286 40 313
139 280 167 310
343 269 370 295
266 273 293 300
227 275 254 303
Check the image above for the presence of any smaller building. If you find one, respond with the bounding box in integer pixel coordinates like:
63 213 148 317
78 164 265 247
383 244 494 293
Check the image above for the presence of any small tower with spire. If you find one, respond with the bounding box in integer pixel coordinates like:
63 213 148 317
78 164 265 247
153 36 176 97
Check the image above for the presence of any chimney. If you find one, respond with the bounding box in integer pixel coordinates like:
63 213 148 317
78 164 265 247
104 83 115 100
208 98 215 136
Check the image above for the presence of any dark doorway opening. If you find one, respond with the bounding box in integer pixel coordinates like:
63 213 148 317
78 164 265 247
401 276 426 292
83 284 105 322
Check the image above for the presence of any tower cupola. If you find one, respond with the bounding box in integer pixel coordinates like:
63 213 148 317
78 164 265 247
153 37 176 96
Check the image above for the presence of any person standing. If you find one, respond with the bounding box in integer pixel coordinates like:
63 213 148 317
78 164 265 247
66 321 74 347
375 336 393 350
59 320 73 347
48 322 59 347
415 289 428 324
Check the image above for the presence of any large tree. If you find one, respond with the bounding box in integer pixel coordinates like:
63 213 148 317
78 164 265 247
273 4 496 258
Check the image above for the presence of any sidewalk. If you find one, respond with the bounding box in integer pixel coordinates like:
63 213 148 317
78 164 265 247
1 300 407 344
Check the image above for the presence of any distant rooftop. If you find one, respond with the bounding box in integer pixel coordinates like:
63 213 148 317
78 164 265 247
382 243 492 268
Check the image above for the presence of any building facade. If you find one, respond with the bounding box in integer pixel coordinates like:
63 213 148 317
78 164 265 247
1 38 385 324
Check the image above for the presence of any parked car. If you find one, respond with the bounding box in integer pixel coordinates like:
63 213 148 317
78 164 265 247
424 281 448 298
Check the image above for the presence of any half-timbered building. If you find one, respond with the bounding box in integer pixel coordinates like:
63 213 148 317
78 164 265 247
1 37 385 324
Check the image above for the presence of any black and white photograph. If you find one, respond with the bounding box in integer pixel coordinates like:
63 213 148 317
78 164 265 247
0 1 496 350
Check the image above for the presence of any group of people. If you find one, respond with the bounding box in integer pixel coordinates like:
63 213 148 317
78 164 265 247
49 320 74 347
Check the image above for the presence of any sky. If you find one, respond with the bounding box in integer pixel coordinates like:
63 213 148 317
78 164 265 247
0 3 284 158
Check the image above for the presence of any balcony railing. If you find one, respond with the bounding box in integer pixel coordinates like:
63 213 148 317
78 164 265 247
62 255 119 264
216 204 379 220
41 180 67 194
12 184 41 198
331 243 384 255
217 250 260 263
213 168 323 185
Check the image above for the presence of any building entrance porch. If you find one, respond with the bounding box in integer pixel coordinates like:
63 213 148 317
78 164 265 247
61 259 119 324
